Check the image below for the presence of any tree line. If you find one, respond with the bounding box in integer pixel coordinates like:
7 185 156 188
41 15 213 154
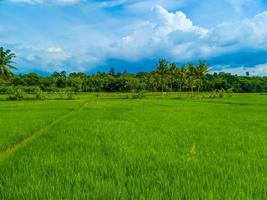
1 47 267 93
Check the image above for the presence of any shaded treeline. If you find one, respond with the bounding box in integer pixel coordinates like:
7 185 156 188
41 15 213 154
0 59 267 93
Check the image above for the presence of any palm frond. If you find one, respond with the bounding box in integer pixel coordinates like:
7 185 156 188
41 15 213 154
0 47 17 78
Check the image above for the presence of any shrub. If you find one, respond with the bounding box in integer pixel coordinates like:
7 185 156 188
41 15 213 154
132 90 146 99
35 87 46 100
0 86 12 94
208 89 227 99
7 87 25 101
23 86 36 93
218 89 225 98
64 87 75 100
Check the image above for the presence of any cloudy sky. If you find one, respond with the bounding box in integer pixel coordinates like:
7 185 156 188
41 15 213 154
1 0 267 75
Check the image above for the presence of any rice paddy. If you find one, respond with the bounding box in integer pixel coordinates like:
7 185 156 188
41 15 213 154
0 93 266 199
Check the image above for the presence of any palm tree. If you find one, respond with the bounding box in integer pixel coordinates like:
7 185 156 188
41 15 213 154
186 76 197 94
177 66 187 92
155 59 169 93
0 47 17 78
168 63 177 92
187 62 197 76
196 60 210 92
185 63 197 94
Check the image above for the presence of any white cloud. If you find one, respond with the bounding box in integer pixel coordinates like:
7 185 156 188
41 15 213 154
107 5 267 65
209 11 267 50
252 63 267 76
3 4 267 74
217 63 267 76
9 44 76 72
108 5 208 61
152 5 208 36
47 47 63 53
46 47 71 62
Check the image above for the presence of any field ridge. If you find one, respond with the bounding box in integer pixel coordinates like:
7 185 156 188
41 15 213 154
0 100 89 161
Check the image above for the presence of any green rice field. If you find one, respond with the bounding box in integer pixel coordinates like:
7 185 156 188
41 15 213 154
0 93 266 199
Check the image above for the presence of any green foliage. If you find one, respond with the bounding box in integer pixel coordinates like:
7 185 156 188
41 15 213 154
0 86 12 94
0 47 17 78
35 87 46 100
0 100 84 151
0 56 267 94
55 88 75 100
131 90 147 99
0 95 266 199
64 87 75 100
7 86 25 100
206 89 227 99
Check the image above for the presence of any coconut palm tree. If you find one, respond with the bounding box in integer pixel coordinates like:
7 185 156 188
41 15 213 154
196 60 210 92
187 62 197 76
186 75 197 94
177 66 187 92
168 63 177 92
0 47 17 78
155 59 169 93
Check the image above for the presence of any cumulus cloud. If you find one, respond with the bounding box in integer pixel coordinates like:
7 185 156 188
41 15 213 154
1 43 75 73
106 5 267 69
152 5 208 36
210 11 267 50
2 3 267 75
43 47 70 62
108 5 208 61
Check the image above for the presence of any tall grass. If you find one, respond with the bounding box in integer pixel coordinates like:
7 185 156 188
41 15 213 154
0 94 266 199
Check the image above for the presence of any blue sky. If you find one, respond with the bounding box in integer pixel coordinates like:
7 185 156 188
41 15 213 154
1 0 267 75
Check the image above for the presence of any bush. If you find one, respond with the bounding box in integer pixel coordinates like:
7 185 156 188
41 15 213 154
218 89 225 98
7 87 25 101
0 86 12 94
55 88 75 100
35 87 46 100
132 90 146 99
23 86 36 93
208 89 226 99
65 88 75 100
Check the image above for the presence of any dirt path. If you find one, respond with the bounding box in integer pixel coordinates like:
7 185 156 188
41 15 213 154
0 100 89 161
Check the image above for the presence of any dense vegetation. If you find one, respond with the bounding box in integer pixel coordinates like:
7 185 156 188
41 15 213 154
0 94 266 199
0 48 267 94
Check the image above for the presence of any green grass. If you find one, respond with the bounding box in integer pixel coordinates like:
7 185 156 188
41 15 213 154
0 93 266 199
0 100 85 151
